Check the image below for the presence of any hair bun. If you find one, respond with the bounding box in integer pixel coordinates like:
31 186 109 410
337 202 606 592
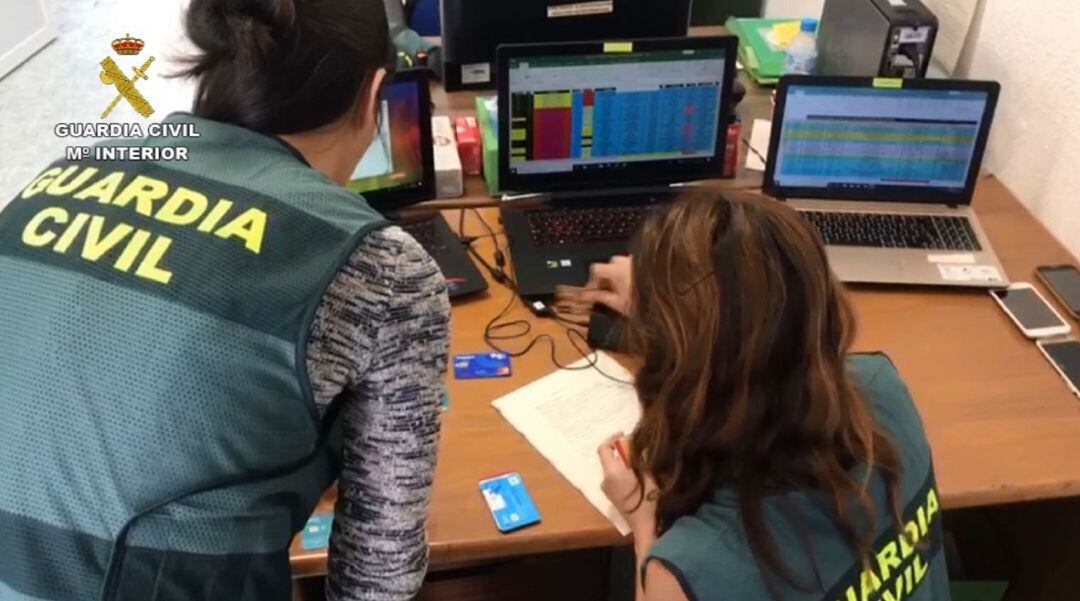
182 0 391 135
220 0 296 33
186 0 297 65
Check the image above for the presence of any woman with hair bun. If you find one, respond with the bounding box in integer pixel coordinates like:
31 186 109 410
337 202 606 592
0 1 447 600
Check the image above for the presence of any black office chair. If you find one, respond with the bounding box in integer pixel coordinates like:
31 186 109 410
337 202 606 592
385 0 441 70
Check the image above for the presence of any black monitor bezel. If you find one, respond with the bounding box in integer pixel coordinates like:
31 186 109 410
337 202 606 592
762 75 1001 206
496 36 738 194
356 68 436 213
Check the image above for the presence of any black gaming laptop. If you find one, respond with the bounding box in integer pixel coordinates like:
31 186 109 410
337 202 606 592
497 36 737 300
350 69 487 298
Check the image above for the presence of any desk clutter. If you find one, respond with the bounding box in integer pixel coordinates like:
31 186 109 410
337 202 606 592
88 1 1067 596
491 353 638 534
323 1 1080 570
7 0 1080 599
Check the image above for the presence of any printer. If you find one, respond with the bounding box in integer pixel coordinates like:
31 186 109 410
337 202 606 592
817 0 938 78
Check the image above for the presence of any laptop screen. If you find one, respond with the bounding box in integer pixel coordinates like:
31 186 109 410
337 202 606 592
499 38 736 192
766 79 999 204
347 71 434 211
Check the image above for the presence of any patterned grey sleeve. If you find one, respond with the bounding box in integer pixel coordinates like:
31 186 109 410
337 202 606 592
306 225 450 601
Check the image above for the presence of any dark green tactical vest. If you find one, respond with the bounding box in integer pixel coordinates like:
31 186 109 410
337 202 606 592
647 354 950 601
0 114 387 601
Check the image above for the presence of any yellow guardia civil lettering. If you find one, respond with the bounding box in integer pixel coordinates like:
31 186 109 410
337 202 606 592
19 205 175 285
155 187 208 226
32 166 267 253
113 175 170 216
14 165 270 286
836 487 941 601
21 207 68 246
21 167 64 199
46 165 99 196
212 207 266 254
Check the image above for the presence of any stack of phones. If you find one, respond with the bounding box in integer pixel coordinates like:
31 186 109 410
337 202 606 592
990 265 1080 398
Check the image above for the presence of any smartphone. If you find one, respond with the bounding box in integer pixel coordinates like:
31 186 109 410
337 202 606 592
479 472 541 533
989 283 1072 339
1036 338 1080 398
1037 265 1080 320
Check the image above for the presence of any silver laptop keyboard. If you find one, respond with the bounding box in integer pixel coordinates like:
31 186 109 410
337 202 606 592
798 211 982 252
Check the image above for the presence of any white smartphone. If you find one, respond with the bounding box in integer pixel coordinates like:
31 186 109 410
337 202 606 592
1036 338 1080 399
989 283 1072 339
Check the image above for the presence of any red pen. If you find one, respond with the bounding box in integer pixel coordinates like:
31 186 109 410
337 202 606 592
614 437 630 466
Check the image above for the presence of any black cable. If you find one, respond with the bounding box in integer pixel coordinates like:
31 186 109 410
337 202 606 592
464 208 634 386
742 138 767 165
471 208 506 272
464 242 514 289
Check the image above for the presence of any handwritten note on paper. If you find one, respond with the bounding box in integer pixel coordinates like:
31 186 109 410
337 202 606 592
492 353 640 534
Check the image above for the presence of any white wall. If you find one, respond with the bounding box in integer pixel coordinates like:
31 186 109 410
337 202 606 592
763 0 824 19
957 0 1080 260
0 0 56 79
0 0 194 207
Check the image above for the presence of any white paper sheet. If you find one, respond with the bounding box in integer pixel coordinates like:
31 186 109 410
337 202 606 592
492 353 640 534
746 119 772 171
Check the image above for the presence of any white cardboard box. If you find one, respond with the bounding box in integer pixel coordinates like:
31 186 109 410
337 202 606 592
432 116 464 198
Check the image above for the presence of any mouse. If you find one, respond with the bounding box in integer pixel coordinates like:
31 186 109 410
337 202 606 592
587 304 628 352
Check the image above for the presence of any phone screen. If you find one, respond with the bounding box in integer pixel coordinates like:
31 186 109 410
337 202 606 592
1042 339 1080 390
1040 267 1080 315
992 288 1066 330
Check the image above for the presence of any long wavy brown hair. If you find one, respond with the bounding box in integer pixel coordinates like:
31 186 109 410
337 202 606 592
627 190 903 594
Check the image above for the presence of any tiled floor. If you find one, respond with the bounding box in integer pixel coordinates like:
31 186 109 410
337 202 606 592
0 0 195 206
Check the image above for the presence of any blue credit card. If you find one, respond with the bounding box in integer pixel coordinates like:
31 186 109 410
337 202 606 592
300 513 333 550
453 352 512 379
479 472 541 533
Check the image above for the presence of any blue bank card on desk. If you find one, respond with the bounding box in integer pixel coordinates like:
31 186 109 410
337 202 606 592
479 472 541 533
453 352 511 379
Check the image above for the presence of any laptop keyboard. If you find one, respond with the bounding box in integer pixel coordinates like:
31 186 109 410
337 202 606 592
400 218 444 252
526 205 654 248
799 211 983 252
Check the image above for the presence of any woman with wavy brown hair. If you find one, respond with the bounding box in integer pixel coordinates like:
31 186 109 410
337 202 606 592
574 191 948 601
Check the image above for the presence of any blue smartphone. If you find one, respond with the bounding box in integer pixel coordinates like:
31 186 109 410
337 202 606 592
479 472 541 533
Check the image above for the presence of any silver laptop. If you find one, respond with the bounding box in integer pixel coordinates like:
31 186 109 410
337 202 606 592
763 76 1007 288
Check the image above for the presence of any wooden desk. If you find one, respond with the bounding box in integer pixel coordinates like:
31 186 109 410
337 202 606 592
290 60 1080 577
291 177 1080 577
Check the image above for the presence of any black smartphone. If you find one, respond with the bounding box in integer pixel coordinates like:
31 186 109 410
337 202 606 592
1037 338 1080 399
1037 265 1080 320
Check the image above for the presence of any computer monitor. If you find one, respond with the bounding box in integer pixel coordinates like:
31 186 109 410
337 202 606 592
497 36 738 194
440 0 693 91
763 76 1000 205
348 69 435 212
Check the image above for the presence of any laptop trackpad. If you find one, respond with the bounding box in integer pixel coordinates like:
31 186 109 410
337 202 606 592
827 249 903 283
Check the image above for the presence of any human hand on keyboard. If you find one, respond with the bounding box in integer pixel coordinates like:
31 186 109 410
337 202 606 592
554 256 633 317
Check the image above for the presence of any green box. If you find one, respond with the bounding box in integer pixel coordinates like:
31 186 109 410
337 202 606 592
726 16 808 85
475 95 499 196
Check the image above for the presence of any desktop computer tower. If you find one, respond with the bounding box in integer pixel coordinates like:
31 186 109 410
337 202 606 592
438 0 692 91
817 0 938 78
